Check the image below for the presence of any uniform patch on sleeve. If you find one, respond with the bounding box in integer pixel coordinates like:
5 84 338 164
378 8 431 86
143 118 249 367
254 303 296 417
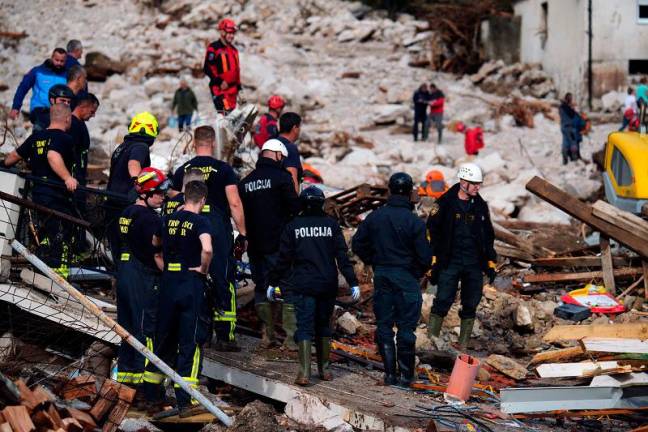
208 52 215 61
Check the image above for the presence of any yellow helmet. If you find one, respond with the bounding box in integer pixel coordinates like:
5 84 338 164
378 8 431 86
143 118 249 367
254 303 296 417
128 112 159 138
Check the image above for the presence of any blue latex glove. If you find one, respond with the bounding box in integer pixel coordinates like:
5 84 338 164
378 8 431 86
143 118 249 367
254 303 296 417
266 286 282 302
350 286 360 302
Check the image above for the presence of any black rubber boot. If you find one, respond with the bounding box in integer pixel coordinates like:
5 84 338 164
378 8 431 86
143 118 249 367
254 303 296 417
397 345 416 388
379 343 398 385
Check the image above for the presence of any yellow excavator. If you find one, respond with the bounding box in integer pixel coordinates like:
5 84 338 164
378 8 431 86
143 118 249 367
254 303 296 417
603 108 648 216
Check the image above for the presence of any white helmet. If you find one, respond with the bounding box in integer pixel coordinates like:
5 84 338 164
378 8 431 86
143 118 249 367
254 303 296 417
261 138 288 157
457 163 483 183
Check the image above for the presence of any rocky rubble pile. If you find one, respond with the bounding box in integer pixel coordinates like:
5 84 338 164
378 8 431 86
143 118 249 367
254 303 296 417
471 60 557 99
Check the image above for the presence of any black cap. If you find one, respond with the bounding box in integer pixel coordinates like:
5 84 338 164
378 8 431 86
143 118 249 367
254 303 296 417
388 172 413 196
48 84 74 101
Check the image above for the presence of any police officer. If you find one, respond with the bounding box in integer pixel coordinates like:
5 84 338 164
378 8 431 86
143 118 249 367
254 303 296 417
106 112 158 268
427 163 496 350
116 168 169 387
239 139 300 349
269 187 359 386
4 103 77 278
142 181 213 417
352 173 431 387
170 126 247 351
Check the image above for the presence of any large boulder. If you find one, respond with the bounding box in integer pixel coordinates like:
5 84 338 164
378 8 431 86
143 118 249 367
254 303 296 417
372 104 409 125
85 52 127 82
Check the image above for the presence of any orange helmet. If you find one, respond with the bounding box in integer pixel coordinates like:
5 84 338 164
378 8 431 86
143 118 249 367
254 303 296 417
425 170 445 184
218 18 237 33
268 95 285 110
135 167 170 195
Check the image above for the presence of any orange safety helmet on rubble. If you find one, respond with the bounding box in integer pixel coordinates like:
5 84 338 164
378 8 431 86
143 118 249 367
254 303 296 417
417 170 448 199
302 162 323 184
218 18 237 33
134 167 170 195
268 95 286 111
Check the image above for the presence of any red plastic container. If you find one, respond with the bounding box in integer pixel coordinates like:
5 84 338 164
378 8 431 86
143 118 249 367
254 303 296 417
445 354 481 403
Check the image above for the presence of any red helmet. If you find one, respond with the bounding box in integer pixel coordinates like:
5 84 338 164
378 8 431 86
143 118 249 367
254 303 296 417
268 95 285 110
135 167 170 195
218 18 237 33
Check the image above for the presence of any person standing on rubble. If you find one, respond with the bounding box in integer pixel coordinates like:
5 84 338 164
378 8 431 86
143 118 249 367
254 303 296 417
620 87 638 132
412 83 430 142
352 173 432 387
65 40 83 69
204 18 241 113
3 104 77 279
142 181 213 418
170 126 247 352
428 83 445 144
253 95 285 149
115 168 168 389
277 112 303 193
426 163 496 350
239 139 300 350
171 79 198 133
269 186 359 386
9 48 68 130
559 93 578 165
106 112 159 267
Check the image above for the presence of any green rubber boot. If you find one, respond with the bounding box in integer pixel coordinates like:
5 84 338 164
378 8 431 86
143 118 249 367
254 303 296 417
295 340 312 386
316 337 333 381
458 318 476 350
282 303 298 351
427 313 444 338
255 303 276 348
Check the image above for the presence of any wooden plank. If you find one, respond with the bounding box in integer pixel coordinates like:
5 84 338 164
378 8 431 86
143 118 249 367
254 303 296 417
592 200 648 240
600 236 616 293
65 408 97 431
0 423 11 432
493 222 555 258
102 400 130 432
1 406 35 432
529 346 585 365
532 256 628 268
61 417 83 432
536 361 622 378
526 176 648 258
524 267 642 283
544 324 648 343
644 261 648 300
582 337 648 354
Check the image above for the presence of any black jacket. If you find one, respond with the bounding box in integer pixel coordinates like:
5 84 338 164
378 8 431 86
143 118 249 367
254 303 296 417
270 210 358 296
352 195 432 278
426 183 496 271
239 157 300 255
107 134 153 198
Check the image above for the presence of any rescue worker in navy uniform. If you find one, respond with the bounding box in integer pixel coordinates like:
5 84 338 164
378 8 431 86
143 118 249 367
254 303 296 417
170 126 247 352
4 103 77 279
352 173 432 387
427 163 496 350
106 112 159 268
115 168 168 388
203 18 241 112
238 139 300 349
143 181 213 417
161 168 204 216
269 187 359 385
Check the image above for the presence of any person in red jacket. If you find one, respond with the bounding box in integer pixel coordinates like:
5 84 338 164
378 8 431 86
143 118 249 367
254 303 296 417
253 95 285 149
204 18 241 113
428 83 445 144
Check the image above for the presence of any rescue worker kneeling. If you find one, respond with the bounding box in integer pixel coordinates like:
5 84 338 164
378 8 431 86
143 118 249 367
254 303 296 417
143 181 213 417
268 187 359 386
116 168 168 389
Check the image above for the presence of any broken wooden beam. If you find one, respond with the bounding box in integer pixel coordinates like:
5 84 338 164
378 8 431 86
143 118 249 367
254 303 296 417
493 222 555 258
524 267 642 283
600 235 616 293
544 323 648 343
531 256 629 268
529 346 585 365
526 176 648 258
592 200 648 241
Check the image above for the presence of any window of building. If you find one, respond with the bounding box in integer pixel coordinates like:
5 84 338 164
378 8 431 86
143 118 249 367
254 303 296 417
639 0 648 23
540 2 548 49
629 60 648 74
611 147 633 187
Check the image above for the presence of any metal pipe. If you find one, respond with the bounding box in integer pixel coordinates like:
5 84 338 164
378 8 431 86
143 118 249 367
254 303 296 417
11 240 233 426
0 190 91 228
588 0 593 110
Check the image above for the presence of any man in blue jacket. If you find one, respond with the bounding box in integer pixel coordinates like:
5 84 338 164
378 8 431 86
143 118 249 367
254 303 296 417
10 48 68 130
65 40 83 69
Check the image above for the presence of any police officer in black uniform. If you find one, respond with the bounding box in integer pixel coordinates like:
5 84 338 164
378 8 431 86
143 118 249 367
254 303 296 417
170 126 247 351
269 186 359 386
115 167 168 387
142 181 213 417
427 163 496 350
239 138 300 349
352 173 431 387
4 103 77 278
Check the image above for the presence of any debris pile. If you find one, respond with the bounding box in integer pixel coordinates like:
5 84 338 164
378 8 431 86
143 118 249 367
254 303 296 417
471 60 557 100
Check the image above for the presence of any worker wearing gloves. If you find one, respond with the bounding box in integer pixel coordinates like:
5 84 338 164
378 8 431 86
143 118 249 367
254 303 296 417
352 173 431 387
239 139 300 349
269 186 359 386
115 168 168 387
426 163 496 350
142 181 213 417
170 126 247 352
